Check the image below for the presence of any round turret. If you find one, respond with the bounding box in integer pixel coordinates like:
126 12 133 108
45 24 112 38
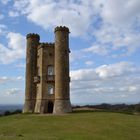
23 33 40 113
53 26 72 114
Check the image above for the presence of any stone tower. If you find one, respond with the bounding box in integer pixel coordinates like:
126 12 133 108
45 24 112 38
23 26 72 114
53 27 72 114
23 34 40 113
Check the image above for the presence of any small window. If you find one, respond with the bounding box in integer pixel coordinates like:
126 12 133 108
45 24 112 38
48 85 54 95
48 65 54 75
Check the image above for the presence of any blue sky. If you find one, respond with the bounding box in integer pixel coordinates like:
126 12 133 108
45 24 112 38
0 0 140 105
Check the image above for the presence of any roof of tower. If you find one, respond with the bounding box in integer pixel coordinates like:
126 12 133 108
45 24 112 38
54 26 70 33
26 33 40 40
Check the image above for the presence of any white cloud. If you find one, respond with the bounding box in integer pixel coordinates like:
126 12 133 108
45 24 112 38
119 86 139 93
0 76 24 84
92 0 140 56
83 45 109 56
70 68 98 81
70 50 86 62
71 61 138 81
70 61 140 103
0 32 25 64
9 11 19 17
95 62 136 78
101 0 140 26
6 88 23 95
85 61 94 66
128 86 139 93
0 77 9 84
8 0 140 55
15 63 25 68
10 0 96 37
16 76 24 80
93 23 140 56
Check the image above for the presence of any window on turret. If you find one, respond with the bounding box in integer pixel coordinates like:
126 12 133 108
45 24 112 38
48 85 54 95
47 65 54 75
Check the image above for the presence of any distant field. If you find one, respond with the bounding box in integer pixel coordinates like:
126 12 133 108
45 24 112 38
0 112 140 140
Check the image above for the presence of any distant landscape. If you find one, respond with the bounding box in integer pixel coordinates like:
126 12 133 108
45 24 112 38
0 103 140 116
0 105 23 115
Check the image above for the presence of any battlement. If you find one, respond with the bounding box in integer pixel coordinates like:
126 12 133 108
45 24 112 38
54 26 70 33
26 33 40 40
41 42 54 46
38 42 54 49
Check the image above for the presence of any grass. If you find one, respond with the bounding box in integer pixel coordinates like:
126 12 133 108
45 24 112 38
0 111 140 140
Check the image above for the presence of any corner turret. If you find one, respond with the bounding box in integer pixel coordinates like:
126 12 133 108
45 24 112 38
23 33 40 113
53 26 72 114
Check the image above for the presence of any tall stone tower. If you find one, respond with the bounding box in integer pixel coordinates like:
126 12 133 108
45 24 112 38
53 27 72 114
23 34 40 113
23 26 72 114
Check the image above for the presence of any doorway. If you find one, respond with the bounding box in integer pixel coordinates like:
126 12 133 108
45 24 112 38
47 101 54 113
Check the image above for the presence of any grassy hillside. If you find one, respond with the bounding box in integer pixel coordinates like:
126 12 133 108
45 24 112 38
0 112 140 140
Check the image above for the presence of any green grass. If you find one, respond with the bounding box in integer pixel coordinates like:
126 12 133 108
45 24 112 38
0 112 140 140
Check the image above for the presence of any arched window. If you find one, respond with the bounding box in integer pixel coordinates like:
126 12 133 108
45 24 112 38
47 65 54 75
48 85 54 95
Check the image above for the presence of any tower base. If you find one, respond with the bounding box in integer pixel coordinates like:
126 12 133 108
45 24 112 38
53 99 72 114
23 100 35 113
34 100 42 113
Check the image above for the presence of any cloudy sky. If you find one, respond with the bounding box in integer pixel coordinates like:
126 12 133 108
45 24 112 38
0 0 140 105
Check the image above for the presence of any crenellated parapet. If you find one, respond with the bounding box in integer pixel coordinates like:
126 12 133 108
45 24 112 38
26 33 40 40
54 26 70 33
41 42 54 46
38 42 54 49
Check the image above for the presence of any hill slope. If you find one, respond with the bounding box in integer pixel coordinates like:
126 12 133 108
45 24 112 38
0 112 140 140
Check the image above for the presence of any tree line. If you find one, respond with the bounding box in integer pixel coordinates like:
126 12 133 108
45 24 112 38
72 103 140 114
